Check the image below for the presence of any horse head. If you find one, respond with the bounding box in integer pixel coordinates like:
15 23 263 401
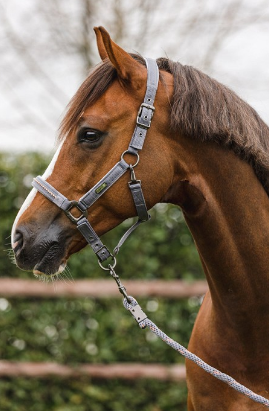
11 27 177 276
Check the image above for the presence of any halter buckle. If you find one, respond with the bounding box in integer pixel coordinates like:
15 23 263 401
64 201 88 224
137 103 155 129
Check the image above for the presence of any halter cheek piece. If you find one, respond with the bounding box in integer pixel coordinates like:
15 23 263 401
32 58 159 265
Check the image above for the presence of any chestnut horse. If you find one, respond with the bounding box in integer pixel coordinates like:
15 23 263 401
12 27 269 410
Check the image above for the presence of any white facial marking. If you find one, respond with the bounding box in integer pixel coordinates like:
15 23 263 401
41 139 65 180
11 188 38 248
11 140 65 247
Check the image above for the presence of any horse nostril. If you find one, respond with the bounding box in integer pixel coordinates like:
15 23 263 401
13 230 24 254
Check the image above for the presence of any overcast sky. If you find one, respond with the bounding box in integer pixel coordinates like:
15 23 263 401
1 0 269 153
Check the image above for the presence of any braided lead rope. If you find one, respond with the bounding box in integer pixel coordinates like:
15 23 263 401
123 296 269 408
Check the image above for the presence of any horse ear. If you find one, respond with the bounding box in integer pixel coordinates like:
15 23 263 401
93 26 146 86
94 27 108 61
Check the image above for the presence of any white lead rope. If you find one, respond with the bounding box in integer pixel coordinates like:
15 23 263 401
122 296 269 408
106 265 269 407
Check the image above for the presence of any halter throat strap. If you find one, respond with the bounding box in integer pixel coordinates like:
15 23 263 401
32 58 159 263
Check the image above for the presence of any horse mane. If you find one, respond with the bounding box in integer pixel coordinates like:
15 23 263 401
60 54 269 195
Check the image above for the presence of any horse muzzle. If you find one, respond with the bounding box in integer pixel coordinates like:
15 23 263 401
13 224 68 276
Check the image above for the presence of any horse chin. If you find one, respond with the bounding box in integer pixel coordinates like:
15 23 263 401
30 243 68 277
33 262 67 278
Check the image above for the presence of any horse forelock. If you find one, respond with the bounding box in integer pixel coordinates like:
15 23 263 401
59 53 269 196
58 54 146 142
59 60 116 141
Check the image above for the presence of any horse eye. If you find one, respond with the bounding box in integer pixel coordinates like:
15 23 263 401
78 129 103 147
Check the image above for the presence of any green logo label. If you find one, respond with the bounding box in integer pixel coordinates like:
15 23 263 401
95 182 108 194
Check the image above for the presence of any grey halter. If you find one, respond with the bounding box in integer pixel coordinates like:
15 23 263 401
32 58 159 266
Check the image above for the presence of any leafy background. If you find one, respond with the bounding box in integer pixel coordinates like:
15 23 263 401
1 0 269 408
0 153 204 410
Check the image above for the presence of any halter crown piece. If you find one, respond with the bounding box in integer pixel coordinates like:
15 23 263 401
32 58 159 266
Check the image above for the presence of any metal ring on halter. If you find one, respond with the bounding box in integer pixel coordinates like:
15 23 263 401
64 200 88 224
121 150 140 167
98 255 117 271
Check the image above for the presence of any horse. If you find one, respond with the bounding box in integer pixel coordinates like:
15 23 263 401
11 26 269 410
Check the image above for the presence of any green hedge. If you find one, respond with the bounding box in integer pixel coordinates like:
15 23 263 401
0 378 188 411
0 152 204 410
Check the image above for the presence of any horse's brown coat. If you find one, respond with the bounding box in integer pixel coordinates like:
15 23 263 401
12 27 269 410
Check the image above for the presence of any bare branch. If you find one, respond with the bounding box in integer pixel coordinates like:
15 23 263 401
1 5 69 105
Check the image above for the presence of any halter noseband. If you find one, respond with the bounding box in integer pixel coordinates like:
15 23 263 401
32 58 159 267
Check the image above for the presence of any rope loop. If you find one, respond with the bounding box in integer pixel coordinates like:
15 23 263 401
123 296 137 309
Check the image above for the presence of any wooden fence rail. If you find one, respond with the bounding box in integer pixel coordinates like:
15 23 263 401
0 278 207 298
0 277 207 380
0 361 186 381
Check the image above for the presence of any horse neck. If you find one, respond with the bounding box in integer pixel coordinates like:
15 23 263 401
167 136 269 330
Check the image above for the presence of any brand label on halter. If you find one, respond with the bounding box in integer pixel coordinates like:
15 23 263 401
95 182 108 194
